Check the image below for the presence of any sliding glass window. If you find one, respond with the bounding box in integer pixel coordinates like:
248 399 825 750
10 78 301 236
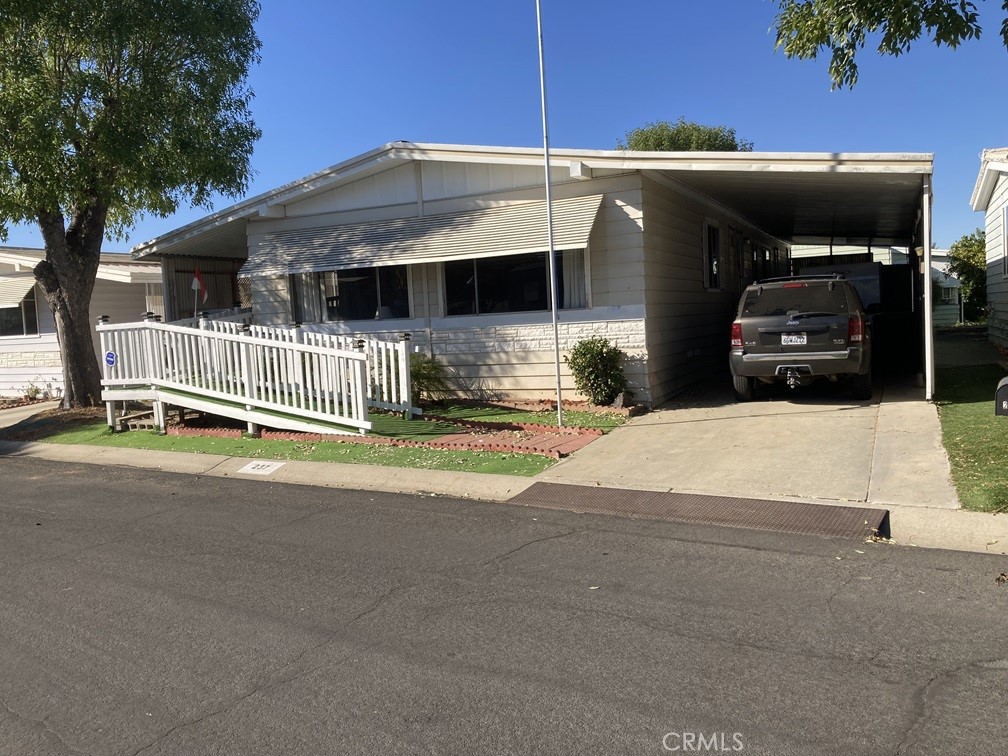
443 250 586 316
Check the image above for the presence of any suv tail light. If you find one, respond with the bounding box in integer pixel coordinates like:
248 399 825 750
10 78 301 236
848 315 864 344
731 321 743 348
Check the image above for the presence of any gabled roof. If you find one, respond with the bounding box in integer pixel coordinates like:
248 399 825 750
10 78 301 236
970 147 1008 211
130 141 934 259
0 247 161 284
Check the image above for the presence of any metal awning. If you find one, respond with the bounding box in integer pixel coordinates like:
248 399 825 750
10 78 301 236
240 194 604 277
0 272 36 309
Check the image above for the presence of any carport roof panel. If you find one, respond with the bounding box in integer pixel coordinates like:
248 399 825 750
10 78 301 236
649 166 928 245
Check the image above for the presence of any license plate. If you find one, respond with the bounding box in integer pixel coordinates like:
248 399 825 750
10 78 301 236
781 333 807 346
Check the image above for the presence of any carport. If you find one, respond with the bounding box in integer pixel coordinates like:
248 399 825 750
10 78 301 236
593 150 936 399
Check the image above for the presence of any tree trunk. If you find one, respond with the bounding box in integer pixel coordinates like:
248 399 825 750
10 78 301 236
34 208 107 408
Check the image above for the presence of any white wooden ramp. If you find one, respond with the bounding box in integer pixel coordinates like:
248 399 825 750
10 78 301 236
97 318 375 436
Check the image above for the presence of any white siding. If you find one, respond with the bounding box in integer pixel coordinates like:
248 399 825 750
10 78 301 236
0 278 150 397
421 161 569 202
284 163 419 217
985 173 1008 345
251 275 291 326
640 175 788 404
88 279 151 357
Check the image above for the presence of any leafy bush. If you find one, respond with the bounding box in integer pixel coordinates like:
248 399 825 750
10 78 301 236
409 353 455 406
565 337 628 405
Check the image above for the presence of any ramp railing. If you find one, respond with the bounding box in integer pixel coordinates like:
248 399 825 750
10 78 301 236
97 317 371 433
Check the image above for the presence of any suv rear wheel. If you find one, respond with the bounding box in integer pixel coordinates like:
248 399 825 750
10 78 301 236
732 374 755 402
850 370 872 400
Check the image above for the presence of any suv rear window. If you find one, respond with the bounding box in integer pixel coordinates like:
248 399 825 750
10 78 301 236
742 282 849 317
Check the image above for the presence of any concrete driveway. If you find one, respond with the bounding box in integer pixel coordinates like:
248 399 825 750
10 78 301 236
539 376 958 509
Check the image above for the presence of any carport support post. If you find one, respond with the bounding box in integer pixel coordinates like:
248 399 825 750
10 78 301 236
922 177 935 401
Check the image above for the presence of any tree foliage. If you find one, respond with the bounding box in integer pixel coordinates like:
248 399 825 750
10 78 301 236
0 1 261 406
948 228 987 321
617 118 754 152
773 0 994 89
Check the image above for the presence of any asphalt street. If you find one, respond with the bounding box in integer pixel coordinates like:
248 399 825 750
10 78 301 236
1 456 1006 756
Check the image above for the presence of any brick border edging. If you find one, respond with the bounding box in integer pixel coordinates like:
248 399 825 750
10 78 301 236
422 414 603 437
163 413 605 459
0 398 54 411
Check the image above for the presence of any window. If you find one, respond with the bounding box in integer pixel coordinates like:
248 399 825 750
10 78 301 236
703 222 721 289
443 250 586 316
290 265 409 323
1003 206 1008 277
941 286 956 304
0 285 38 337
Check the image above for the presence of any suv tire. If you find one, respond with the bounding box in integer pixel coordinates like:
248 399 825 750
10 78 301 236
732 374 755 402
851 370 872 400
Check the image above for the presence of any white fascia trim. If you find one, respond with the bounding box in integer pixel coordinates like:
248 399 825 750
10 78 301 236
400 142 933 174
970 161 1008 212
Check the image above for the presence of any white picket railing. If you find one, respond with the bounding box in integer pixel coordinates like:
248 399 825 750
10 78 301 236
97 318 372 434
230 323 414 415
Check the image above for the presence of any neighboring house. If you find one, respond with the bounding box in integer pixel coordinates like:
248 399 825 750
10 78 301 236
931 264 961 326
0 248 163 397
971 148 1008 345
132 142 936 404
793 244 960 326
791 243 911 266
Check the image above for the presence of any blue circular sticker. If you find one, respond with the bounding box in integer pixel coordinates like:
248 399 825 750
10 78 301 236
105 351 117 367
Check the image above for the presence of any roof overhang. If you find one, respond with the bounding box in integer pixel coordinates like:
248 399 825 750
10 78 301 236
970 148 1008 212
0 271 36 308
0 248 162 284
130 142 932 260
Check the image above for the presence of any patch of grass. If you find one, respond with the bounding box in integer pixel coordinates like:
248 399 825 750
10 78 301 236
428 404 627 432
28 420 555 477
936 364 1008 512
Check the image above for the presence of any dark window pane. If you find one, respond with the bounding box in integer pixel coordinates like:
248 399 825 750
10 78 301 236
444 260 476 316
378 266 410 318
335 269 378 320
0 305 23 336
22 294 37 335
476 252 548 314
707 225 720 289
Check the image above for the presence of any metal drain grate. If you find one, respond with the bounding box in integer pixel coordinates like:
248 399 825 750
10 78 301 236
508 483 890 541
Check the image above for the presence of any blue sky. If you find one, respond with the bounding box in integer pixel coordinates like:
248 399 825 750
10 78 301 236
7 0 1007 250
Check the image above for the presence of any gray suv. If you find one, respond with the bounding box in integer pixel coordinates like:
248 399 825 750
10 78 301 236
729 276 872 401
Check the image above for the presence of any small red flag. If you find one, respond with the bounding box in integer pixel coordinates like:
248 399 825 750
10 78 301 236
191 267 208 304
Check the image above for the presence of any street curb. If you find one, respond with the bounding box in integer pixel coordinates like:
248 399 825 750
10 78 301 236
1 438 1005 556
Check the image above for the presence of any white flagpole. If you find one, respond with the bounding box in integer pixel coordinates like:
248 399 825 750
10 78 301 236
536 0 564 428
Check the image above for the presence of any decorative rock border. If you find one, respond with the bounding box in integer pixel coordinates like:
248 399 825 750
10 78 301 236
164 414 606 459
422 414 604 437
167 425 243 439
0 398 55 411
446 399 647 418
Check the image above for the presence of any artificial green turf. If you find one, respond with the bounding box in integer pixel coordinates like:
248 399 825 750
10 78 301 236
935 364 1008 512
40 420 555 477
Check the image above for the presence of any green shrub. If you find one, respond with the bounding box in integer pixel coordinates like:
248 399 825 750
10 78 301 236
409 353 455 406
565 337 628 405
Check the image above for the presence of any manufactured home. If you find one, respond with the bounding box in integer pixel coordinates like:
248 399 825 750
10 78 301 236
0 248 162 397
132 143 937 404
971 149 1008 345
